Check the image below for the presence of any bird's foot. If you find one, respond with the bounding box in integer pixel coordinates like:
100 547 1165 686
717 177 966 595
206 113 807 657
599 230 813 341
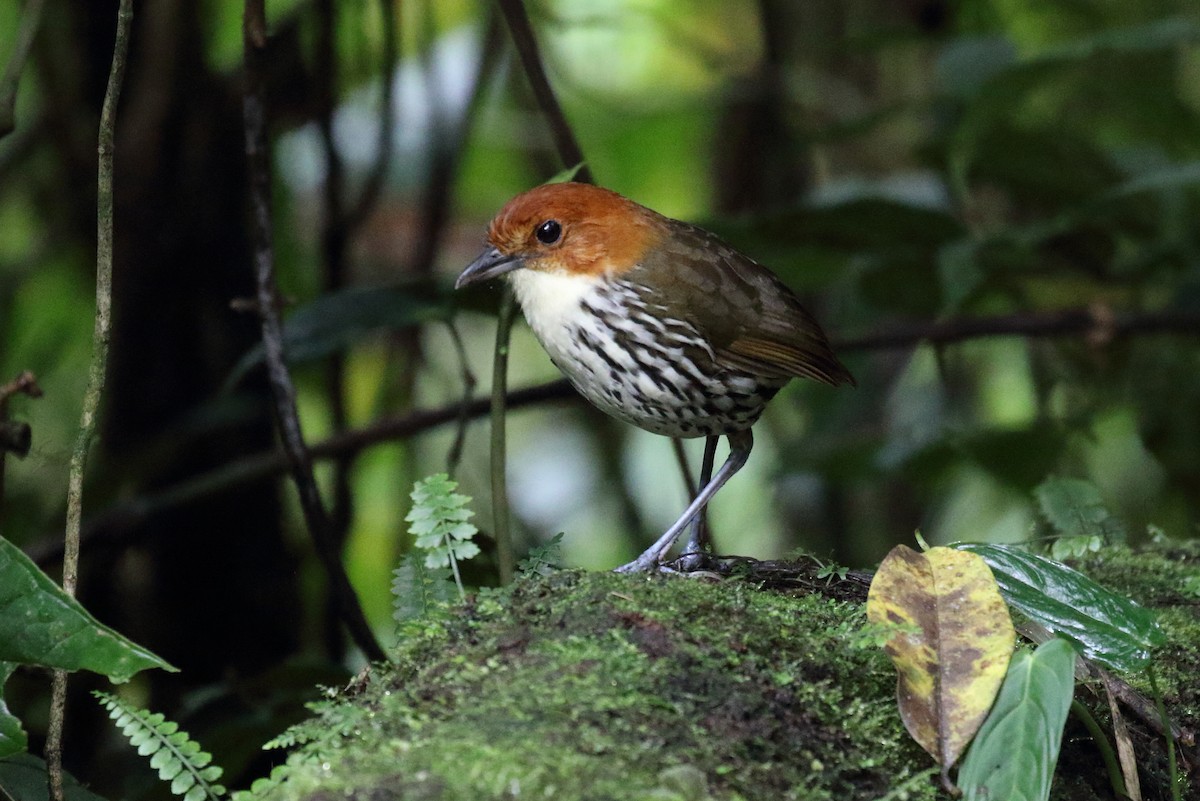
613 553 667 574
614 547 717 574
672 549 717 572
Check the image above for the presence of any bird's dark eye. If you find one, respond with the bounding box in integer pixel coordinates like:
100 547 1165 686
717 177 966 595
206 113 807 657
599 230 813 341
535 219 562 245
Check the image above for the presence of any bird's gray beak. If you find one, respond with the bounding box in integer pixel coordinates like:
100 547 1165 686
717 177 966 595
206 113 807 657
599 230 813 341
455 247 522 289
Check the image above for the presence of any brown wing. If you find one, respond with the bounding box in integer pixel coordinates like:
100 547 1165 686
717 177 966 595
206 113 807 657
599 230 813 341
631 221 855 387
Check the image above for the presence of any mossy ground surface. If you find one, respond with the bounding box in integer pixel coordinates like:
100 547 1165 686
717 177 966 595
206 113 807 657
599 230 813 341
251 545 1200 801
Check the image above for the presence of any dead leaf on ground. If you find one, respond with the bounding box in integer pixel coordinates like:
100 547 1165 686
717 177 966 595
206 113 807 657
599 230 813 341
866 544 1015 777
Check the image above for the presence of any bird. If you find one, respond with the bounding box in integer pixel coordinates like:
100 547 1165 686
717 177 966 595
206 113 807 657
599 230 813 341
455 182 854 572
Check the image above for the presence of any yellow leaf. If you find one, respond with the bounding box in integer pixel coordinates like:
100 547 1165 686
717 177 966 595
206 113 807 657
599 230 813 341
866 545 1015 771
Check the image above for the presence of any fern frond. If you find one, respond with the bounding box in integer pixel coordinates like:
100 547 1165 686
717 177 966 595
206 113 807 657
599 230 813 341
392 552 455 628
517 532 564 577
94 691 227 801
406 473 480 596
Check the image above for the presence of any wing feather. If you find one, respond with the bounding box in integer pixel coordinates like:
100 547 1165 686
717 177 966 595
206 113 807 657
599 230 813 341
630 221 855 387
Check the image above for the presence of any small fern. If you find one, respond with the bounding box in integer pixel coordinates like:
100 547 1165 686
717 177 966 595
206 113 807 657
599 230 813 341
406 473 479 597
517 532 564 577
392 552 456 627
94 691 226 801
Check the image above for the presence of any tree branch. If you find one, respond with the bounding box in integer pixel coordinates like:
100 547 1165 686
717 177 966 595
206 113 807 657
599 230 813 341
242 0 385 663
495 0 592 184
31 305 1200 570
45 0 131 797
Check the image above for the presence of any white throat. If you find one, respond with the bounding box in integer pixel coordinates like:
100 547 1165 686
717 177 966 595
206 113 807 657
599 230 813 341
508 268 604 353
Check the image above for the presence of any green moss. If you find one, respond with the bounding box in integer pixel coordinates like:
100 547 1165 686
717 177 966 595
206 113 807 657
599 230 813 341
251 571 934 801
248 547 1200 801
1072 540 1200 726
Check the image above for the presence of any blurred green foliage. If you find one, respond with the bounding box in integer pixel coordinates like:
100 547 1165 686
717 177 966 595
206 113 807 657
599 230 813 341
1 0 1200 795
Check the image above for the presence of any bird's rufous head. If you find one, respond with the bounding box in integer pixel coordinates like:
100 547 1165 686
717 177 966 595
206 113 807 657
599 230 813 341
455 183 667 289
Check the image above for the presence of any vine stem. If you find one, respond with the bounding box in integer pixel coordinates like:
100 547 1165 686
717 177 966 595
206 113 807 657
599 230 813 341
490 290 518 584
45 1 133 798
242 0 384 662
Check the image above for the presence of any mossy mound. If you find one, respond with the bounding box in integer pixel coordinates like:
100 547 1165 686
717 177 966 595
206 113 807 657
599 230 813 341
252 569 931 801
250 546 1200 801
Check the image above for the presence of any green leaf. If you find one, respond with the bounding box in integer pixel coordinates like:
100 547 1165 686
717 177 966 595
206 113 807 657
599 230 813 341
95 692 224 801
518 533 565 577
0 753 110 801
391 554 455 626
154 752 182 780
956 543 1165 672
171 772 196 795
1035 477 1126 544
225 285 450 388
407 474 479 571
546 163 586 184
0 538 175 681
0 662 27 759
958 639 1076 801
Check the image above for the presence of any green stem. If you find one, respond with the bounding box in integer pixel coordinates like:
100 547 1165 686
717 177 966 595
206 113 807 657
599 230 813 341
1069 700 1126 798
490 289 518 584
1146 664 1181 801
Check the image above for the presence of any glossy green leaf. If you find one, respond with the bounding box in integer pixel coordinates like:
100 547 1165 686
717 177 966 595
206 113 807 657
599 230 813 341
0 753 109 801
956 543 1165 672
0 538 175 681
0 663 26 759
958 638 1076 801
225 284 450 388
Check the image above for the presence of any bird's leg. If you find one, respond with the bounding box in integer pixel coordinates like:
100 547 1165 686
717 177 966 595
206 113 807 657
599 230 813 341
681 435 719 557
615 429 753 573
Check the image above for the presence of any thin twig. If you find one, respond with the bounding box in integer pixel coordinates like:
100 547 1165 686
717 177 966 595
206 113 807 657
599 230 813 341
343 0 397 230
490 290 519 584
495 0 592 184
0 0 48 140
44 1 132 798
314 0 355 648
443 319 476 474
242 0 384 663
